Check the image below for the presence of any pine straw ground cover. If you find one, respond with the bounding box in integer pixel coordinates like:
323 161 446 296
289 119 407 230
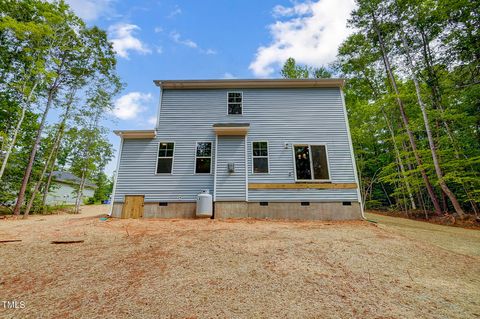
0 206 479 319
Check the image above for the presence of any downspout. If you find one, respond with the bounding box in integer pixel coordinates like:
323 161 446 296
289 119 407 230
109 136 124 216
213 135 218 202
244 134 248 202
340 88 365 219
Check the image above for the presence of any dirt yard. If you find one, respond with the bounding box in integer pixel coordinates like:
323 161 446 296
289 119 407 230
0 206 479 319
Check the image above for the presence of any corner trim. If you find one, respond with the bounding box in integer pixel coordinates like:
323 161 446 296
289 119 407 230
109 137 124 216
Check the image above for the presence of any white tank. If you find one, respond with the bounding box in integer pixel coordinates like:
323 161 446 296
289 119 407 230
196 189 213 217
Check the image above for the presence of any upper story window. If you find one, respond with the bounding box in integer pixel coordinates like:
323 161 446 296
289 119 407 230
195 142 212 174
156 142 174 174
252 141 269 174
293 144 330 181
227 92 242 115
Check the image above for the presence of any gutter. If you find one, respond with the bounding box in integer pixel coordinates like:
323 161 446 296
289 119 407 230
153 78 345 89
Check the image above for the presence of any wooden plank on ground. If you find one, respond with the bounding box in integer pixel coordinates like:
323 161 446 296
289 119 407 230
51 240 84 244
0 239 22 243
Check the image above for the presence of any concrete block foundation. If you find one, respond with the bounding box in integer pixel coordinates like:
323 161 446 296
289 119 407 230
110 202 196 218
214 201 362 220
111 201 361 220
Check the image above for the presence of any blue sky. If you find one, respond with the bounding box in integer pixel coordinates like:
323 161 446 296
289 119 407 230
63 0 356 175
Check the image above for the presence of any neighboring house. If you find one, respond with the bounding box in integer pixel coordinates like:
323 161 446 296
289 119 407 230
111 79 363 220
45 171 96 205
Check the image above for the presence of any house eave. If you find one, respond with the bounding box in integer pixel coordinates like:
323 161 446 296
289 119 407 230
153 79 345 89
113 130 156 139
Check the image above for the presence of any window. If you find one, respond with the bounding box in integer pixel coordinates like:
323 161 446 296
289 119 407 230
156 142 174 174
227 92 242 115
252 141 269 173
293 144 330 181
195 142 212 174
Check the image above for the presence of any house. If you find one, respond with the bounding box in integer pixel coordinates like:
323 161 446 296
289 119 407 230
45 171 96 205
110 79 363 220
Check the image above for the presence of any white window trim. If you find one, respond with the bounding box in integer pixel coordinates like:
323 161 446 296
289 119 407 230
155 141 175 175
251 141 270 174
227 91 243 115
194 141 213 174
292 143 331 182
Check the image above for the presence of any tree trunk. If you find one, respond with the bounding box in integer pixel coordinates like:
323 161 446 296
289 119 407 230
371 13 442 215
362 70 417 210
13 84 58 215
381 108 417 210
23 94 73 217
420 29 479 214
420 30 459 153
41 162 56 213
396 20 466 217
0 81 38 181
74 170 87 214
24 125 63 216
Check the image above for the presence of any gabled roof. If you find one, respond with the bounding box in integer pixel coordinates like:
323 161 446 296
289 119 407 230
153 78 345 89
52 171 96 189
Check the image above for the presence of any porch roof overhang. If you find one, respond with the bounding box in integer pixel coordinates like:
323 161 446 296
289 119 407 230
213 123 250 136
113 130 156 139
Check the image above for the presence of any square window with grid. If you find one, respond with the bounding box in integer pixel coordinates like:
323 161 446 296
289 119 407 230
227 92 242 115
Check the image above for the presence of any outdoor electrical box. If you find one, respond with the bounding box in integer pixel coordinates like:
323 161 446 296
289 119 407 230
227 162 235 173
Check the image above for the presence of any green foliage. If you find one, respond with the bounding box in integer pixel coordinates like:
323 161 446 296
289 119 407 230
0 0 121 213
93 172 112 202
281 0 479 214
336 0 480 213
281 57 332 79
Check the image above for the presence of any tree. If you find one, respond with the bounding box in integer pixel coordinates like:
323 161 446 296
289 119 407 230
65 125 113 213
392 0 465 216
280 57 332 79
330 0 479 216
93 172 113 203
1 1 122 216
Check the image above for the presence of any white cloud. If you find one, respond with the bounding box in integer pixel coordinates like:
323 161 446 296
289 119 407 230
272 2 312 18
154 26 163 33
170 31 197 48
113 92 152 120
147 116 157 126
109 23 151 59
167 5 182 18
204 48 217 55
249 0 356 77
223 72 237 79
64 0 115 21
170 31 216 55
156 46 163 54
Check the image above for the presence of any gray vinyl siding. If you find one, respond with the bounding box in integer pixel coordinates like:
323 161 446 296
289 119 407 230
114 87 359 203
215 136 246 201
114 138 215 202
